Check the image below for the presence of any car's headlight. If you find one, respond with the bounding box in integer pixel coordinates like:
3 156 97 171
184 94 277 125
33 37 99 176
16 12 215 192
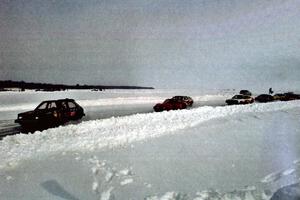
35 116 39 119
18 116 22 119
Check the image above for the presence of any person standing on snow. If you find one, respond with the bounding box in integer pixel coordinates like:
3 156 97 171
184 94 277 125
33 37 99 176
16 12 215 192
269 88 274 95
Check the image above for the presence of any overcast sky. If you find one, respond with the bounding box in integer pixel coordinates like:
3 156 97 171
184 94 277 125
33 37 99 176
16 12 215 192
1 0 300 89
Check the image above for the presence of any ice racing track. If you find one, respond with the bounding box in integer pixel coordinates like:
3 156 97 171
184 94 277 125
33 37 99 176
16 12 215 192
0 105 155 139
0 100 226 139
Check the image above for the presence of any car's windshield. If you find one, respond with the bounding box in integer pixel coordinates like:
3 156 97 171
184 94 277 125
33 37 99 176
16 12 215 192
233 95 245 99
35 102 48 110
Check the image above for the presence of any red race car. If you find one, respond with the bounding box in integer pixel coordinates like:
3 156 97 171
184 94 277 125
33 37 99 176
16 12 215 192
171 96 194 107
153 98 187 112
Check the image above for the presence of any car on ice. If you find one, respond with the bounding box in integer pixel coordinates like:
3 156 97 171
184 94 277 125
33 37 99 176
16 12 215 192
15 98 85 128
281 92 300 101
171 96 194 106
273 93 286 101
255 94 274 103
225 95 254 105
239 90 252 96
272 92 300 101
153 98 188 112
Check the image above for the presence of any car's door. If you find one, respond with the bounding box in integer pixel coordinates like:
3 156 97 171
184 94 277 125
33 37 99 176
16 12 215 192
59 101 69 120
47 101 59 120
46 102 59 122
35 102 54 121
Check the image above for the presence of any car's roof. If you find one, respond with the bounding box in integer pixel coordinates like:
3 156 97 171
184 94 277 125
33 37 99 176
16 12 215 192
233 94 251 97
257 94 272 97
172 96 190 99
41 98 75 103
164 98 177 102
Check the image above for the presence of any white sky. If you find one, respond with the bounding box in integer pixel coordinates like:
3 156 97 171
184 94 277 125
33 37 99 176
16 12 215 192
1 0 300 89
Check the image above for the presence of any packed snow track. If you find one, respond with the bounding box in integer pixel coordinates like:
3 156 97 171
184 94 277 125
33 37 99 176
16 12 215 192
0 90 227 138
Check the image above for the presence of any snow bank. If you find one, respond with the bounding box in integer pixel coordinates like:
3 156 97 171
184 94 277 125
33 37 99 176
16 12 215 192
145 187 272 200
1 100 300 169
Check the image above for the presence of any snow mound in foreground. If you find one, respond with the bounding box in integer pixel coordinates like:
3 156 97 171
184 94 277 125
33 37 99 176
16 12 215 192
145 187 272 200
1 101 300 169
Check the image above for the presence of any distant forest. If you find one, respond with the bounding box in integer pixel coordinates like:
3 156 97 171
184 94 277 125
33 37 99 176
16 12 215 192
0 80 154 91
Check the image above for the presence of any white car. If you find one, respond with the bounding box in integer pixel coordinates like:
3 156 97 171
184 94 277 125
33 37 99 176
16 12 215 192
225 95 254 105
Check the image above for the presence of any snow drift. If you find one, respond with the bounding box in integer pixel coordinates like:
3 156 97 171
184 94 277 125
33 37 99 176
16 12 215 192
1 100 300 169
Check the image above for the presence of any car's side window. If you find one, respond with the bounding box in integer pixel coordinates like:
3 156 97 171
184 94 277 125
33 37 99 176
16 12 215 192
61 102 68 110
68 102 76 109
48 102 57 109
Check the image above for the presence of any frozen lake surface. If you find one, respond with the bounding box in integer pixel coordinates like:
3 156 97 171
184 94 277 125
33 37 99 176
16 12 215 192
0 89 300 199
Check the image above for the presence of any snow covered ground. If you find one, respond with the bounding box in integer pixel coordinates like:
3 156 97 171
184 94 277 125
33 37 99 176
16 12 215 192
0 89 300 200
